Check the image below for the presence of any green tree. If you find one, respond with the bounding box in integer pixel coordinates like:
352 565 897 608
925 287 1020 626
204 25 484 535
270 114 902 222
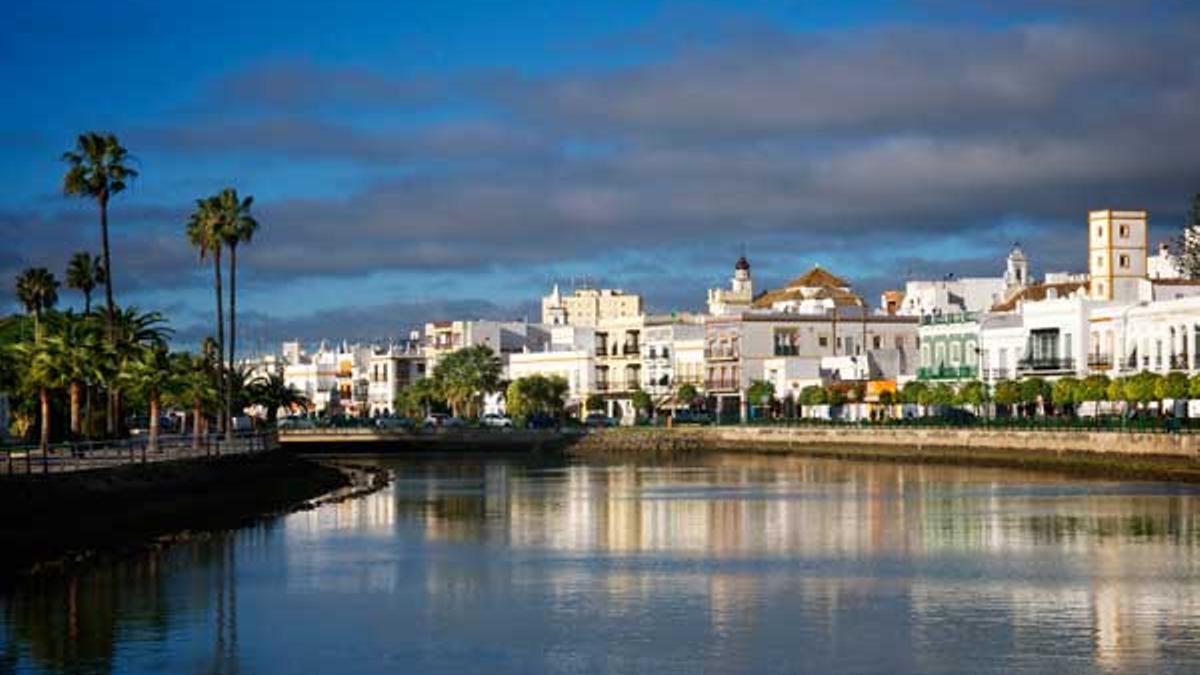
747 379 776 417
1189 373 1200 399
11 339 56 451
1051 377 1080 415
39 311 104 436
900 381 928 406
118 345 176 452
187 195 229 437
62 132 137 335
1080 374 1111 403
928 382 956 408
1122 371 1163 412
248 371 309 426
585 393 605 415
798 385 827 407
630 390 653 418
214 187 259 433
1157 371 1189 401
168 353 218 450
505 374 570 422
1019 378 1050 416
1173 193 1200 279
957 380 989 413
65 251 104 314
993 380 1022 414
15 268 59 340
676 383 698 409
431 345 503 418
396 378 441 418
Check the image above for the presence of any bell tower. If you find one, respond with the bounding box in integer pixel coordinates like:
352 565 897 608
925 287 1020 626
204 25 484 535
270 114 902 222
1088 209 1147 302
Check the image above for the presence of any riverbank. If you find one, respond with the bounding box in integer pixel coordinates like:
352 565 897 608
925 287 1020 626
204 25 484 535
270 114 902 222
0 451 367 579
570 426 1200 483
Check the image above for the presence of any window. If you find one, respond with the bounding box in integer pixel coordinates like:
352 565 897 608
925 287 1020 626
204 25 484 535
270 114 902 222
1096 225 1104 238
965 341 978 366
818 336 829 348
1119 254 1130 269
950 342 962 365
662 347 670 359
1119 224 1129 238
1095 255 1103 268
934 343 946 367
872 335 881 349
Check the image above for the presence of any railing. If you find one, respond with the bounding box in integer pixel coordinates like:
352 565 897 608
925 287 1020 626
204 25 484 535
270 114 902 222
595 381 610 392
705 379 739 391
919 312 977 326
623 345 640 356
1088 353 1113 368
774 346 800 356
704 350 740 360
0 431 277 476
1016 357 1076 373
917 365 977 380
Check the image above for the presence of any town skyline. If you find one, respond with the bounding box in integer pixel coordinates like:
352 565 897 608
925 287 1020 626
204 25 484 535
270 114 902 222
5 1 1200 346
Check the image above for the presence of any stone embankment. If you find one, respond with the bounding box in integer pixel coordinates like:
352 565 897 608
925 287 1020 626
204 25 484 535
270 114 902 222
570 426 1200 482
0 451 359 579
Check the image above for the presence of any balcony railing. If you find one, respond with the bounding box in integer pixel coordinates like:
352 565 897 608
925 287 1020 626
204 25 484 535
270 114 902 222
1170 354 1191 370
623 345 640 356
917 365 976 380
1016 357 1076 373
595 346 608 357
705 349 740 360
774 346 800 357
705 379 739 391
595 381 610 392
1087 353 1113 368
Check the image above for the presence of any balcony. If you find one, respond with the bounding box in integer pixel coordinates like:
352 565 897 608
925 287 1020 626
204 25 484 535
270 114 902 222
705 379 739 392
595 381 610 392
917 365 977 380
623 344 640 356
774 346 800 357
705 349 740 360
1170 354 1191 370
1087 353 1113 369
919 312 977 326
1016 357 1076 374
595 346 608 357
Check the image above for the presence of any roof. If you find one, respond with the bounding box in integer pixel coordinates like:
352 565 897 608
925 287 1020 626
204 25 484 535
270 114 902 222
991 281 1088 312
735 255 750 271
750 286 864 309
1150 278 1200 286
784 266 850 290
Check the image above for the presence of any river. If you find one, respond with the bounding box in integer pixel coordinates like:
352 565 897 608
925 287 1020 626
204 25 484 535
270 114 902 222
3 453 1200 674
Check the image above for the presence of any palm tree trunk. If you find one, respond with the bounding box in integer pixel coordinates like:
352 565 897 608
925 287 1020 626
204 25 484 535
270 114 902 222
213 249 226 436
69 382 81 436
226 244 237 443
100 193 119 436
39 387 50 453
84 289 91 315
149 394 160 454
193 402 202 452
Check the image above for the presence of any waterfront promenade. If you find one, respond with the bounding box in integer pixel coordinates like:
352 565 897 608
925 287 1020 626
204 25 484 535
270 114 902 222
0 431 276 475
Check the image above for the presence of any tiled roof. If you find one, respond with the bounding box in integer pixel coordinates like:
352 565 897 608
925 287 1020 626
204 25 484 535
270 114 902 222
785 266 850 290
991 281 1088 312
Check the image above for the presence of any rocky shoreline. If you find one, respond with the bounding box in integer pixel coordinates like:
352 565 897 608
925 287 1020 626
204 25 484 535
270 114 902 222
0 451 387 580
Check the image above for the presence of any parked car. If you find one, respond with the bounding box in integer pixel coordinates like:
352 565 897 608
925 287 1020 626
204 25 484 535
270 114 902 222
584 412 616 428
375 416 415 430
672 410 712 425
525 413 558 430
481 413 514 428
423 413 465 429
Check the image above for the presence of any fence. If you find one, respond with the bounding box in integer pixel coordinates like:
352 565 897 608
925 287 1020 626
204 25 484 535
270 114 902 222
0 431 278 476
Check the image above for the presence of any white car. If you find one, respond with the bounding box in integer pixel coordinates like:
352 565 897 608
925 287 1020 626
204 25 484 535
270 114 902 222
423 413 464 429
481 413 513 428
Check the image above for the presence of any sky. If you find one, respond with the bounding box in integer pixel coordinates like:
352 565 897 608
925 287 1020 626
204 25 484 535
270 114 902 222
4 0 1199 350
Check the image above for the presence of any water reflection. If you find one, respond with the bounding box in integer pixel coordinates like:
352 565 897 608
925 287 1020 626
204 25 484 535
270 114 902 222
3 454 1200 674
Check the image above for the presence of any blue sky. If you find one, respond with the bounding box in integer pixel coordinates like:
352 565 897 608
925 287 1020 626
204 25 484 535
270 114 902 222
4 1 1200 348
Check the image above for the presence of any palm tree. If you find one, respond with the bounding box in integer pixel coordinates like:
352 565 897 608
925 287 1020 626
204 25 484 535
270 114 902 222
187 195 228 436
119 345 176 453
214 188 258 436
65 252 105 313
39 312 104 436
104 307 172 436
169 353 218 451
15 268 59 340
11 339 56 453
248 371 309 426
61 132 137 335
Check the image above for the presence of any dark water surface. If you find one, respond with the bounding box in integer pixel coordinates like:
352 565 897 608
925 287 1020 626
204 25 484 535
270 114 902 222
3 453 1200 674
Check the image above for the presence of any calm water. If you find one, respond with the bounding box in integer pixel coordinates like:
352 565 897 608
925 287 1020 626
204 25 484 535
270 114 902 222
3 453 1200 675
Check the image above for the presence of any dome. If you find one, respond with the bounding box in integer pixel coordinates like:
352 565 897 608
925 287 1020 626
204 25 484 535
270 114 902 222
735 255 750 271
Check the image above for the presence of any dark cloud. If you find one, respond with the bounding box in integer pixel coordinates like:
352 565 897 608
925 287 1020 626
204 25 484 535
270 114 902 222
9 10 1200 337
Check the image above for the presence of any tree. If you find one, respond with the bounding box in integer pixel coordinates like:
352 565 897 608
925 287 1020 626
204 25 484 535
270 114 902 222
247 371 308 426
1173 193 1200 279
1080 374 1111 403
39 311 104 436
396 378 441 418
1122 372 1162 412
15 268 59 339
119 345 176 453
676 383 698 409
65 252 104 314
169 354 218 450
798 385 827 407
214 188 259 438
746 380 776 417
1019 378 1050 416
431 345 503 418
1189 373 1200 400
993 380 1022 415
900 381 929 406
1157 371 1189 401
62 132 137 336
187 195 228 436
11 339 56 452
957 380 989 414
1051 377 1080 416
631 390 653 418
928 383 956 408
585 393 605 415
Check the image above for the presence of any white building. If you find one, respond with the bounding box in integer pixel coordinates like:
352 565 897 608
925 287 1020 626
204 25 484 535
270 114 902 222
706 255 753 316
542 286 643 327
423 320 549 369
366 342 427 416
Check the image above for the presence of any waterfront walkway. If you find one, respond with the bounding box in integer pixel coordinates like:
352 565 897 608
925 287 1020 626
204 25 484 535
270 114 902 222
0 432 277 476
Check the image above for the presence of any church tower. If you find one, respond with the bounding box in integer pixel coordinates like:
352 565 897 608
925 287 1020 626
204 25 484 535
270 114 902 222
1088 209 1147 302
707 255 753 316
1004 244 1029 292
